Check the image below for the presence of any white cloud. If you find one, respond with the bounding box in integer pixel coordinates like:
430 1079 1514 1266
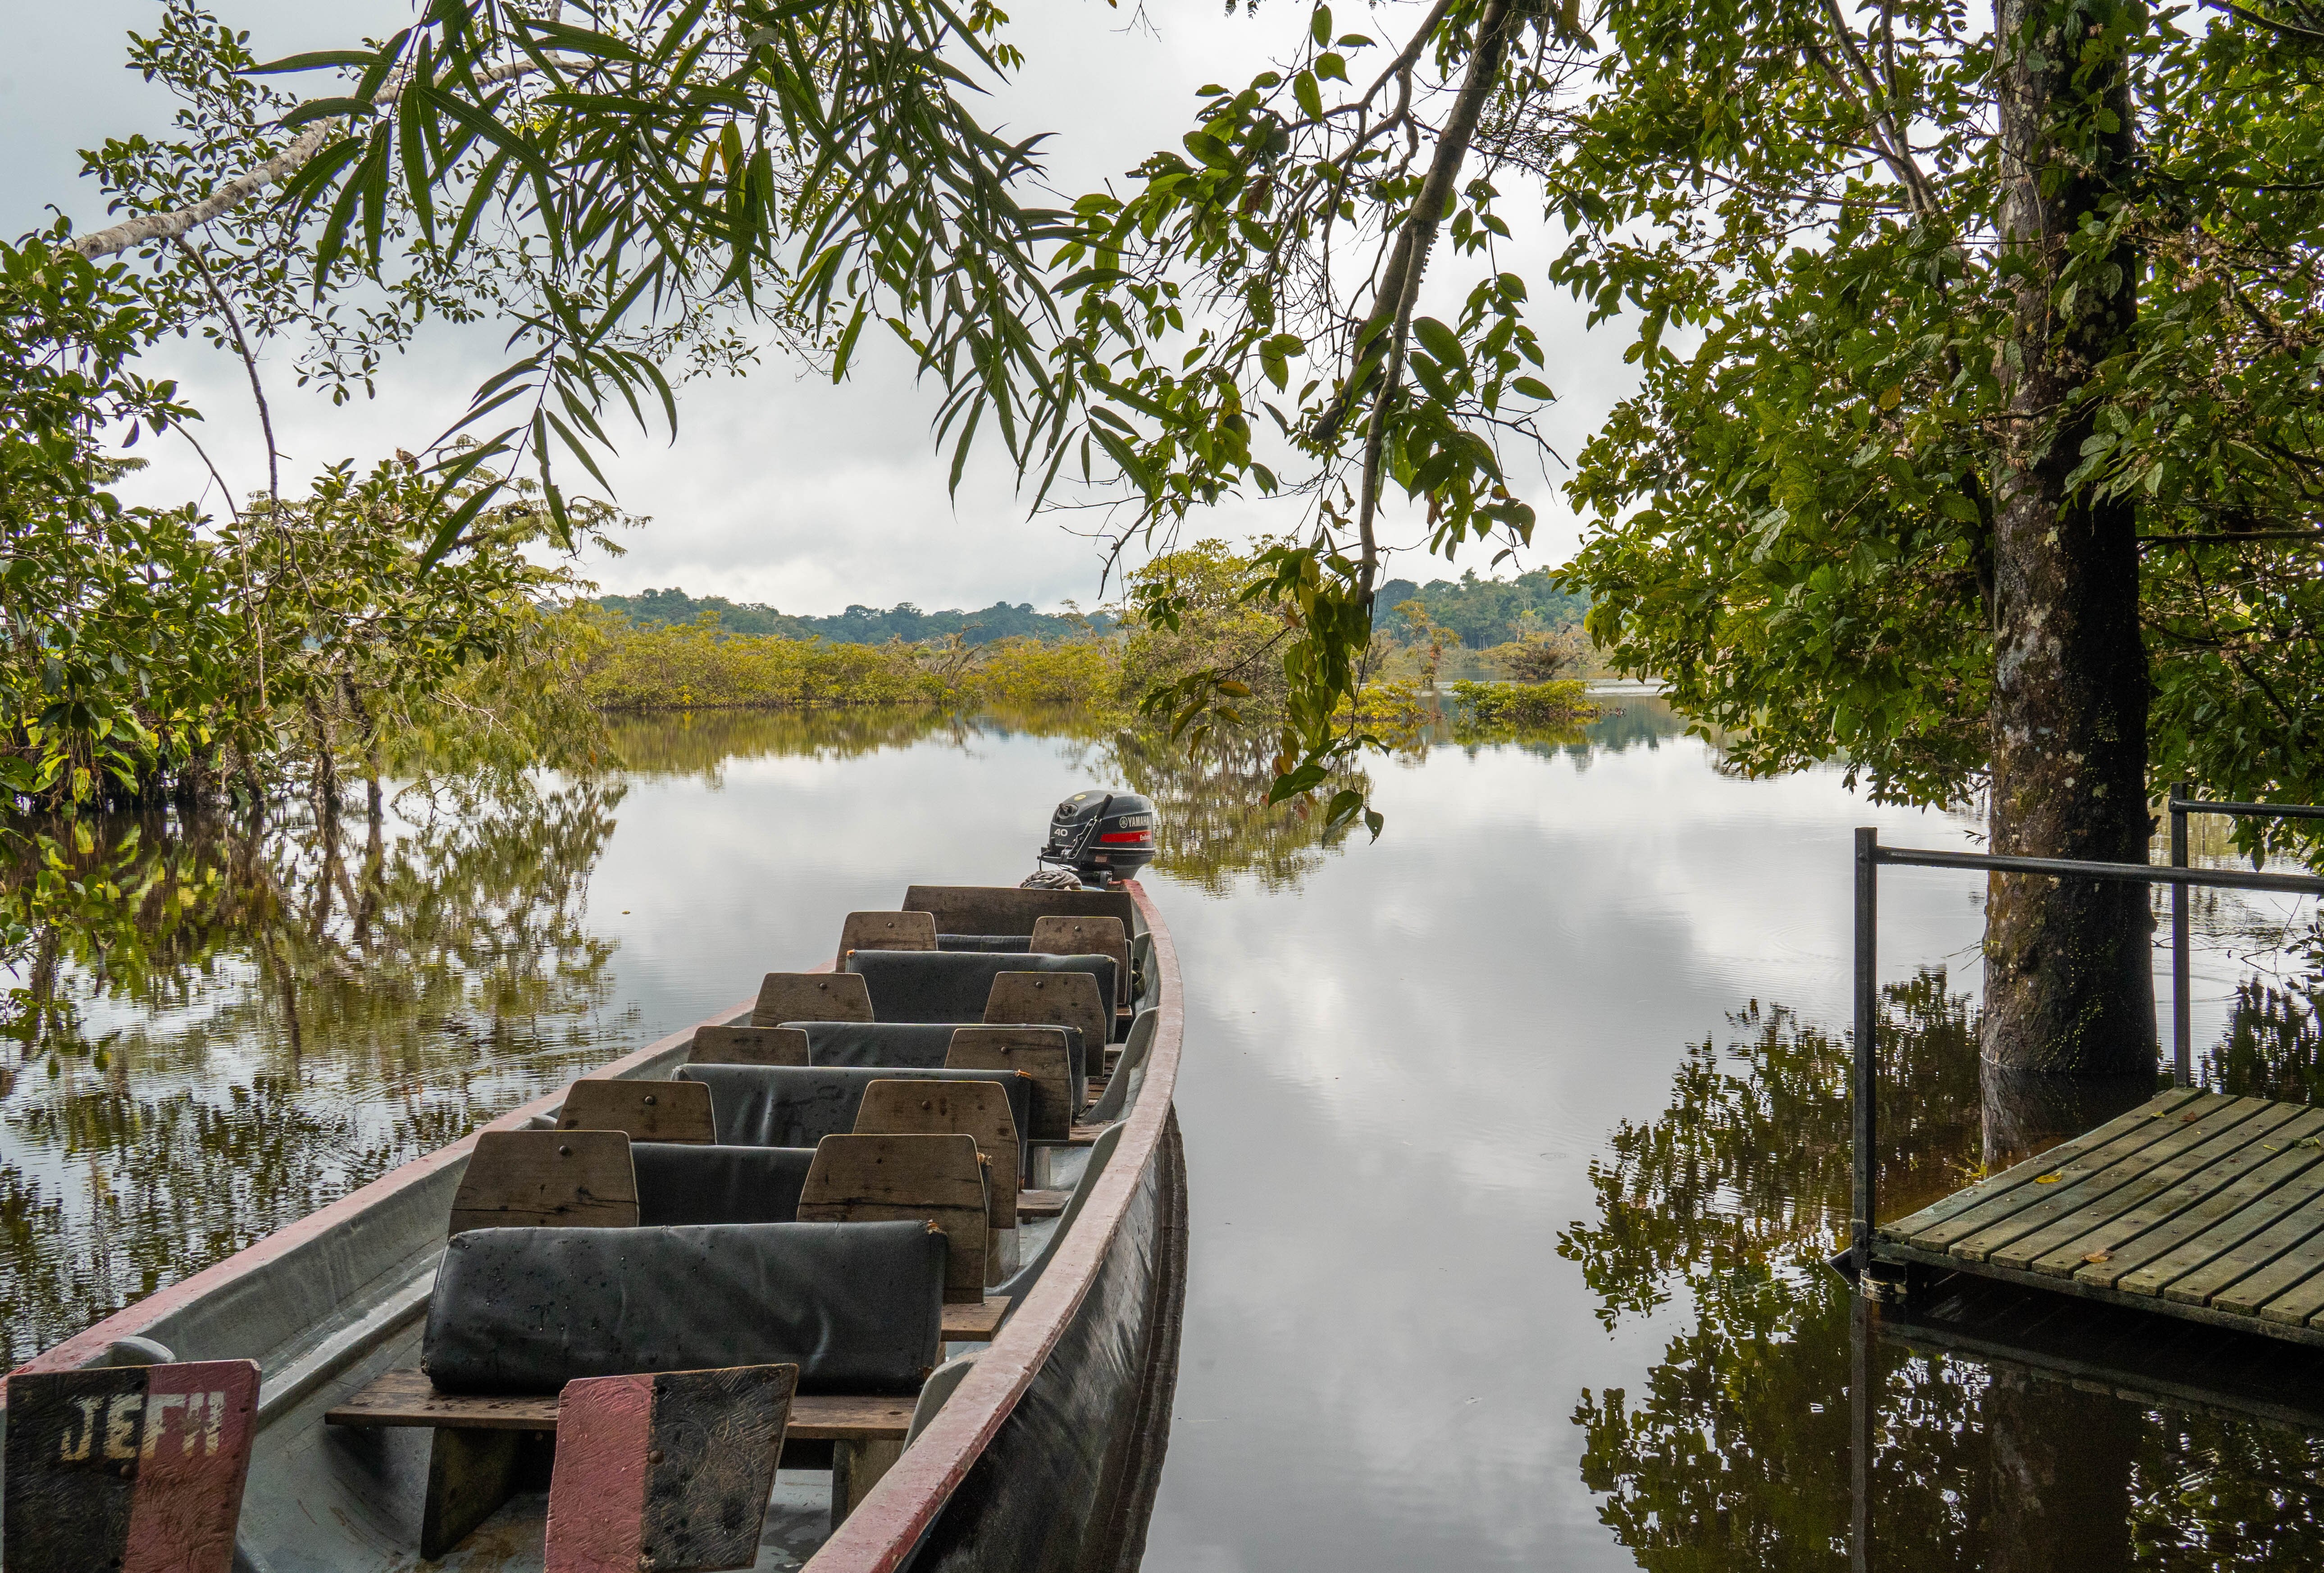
5 0 1646 613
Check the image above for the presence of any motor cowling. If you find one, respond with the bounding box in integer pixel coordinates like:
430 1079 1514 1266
1037 789 1157 887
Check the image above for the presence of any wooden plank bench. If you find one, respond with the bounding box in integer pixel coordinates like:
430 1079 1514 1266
1017 1189 1069 1219
1876 1090 2324 1346
327 1363 947 1547
327 1367 915 1441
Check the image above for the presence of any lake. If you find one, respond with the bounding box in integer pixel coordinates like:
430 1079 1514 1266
6 696 2321 1568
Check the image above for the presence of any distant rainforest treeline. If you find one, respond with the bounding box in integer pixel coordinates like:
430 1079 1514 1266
591 565 1586 652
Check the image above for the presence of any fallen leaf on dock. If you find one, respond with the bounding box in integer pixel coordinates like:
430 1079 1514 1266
2036 1172 2063 1184
2084 1251 2112 1264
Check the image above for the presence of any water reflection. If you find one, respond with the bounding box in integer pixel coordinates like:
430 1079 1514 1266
8 693 2324 1570
1563 974 2324 1570
0 776 634 1361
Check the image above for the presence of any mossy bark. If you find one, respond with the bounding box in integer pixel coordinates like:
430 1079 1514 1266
1983 0 2155 1076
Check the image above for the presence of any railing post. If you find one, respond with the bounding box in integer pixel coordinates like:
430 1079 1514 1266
2171 780 2192 1086
1853 827 1879 1286
1851 1292 1875 1573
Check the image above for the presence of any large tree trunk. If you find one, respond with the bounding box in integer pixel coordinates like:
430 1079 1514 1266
1983 0 2154 1076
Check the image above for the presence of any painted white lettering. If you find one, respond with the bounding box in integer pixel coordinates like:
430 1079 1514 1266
60 1396 103 1462
202 1391 225 1456
104 1394 144 1460
143 1392 188 1458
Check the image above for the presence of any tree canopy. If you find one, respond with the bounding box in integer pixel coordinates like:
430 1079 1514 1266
591 588 1114 644
14 0 2324 883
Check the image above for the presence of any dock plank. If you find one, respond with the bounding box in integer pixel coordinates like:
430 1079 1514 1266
2165 1189 2324 1308
1873 1092 2324 1353
2112 1144 2324 1298
2256 1251 2324 1326
1939 1097 2267 1263
2068 1106 2324 1289
1879 1089 2201 1243
2001 1101 2310 1275
2206 1211 2324 1318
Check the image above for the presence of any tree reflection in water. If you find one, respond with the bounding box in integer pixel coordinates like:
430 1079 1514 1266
1562 974 2324 1570
0 774 629 1363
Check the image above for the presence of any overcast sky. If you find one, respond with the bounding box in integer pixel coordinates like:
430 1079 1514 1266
5 0 1642 615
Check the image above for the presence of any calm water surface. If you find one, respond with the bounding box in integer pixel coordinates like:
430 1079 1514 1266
6 699 2321 1569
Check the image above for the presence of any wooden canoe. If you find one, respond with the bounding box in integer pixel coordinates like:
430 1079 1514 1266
0 880 1187 1573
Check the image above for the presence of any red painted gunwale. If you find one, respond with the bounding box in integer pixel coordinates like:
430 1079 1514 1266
806 880 1184 1572
3 995 759 1395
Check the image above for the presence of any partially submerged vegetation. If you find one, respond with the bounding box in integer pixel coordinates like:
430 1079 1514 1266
570 611 1115 711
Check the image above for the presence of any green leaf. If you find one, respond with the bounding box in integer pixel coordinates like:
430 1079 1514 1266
1412 317 1464 369
244 49 378 74
282 97 376 128
1293 70 1323 120
832 301 868 381
1267 761 1328 803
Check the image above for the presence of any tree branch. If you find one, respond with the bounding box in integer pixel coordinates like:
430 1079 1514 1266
1354 0 1520 603
71 57 539 261
173 235 280 513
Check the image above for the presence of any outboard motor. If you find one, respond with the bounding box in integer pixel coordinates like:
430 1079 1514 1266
1031 789 1157 888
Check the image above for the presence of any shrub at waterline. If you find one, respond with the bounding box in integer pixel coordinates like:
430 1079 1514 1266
567 609 1118 711
1449 680 1598 728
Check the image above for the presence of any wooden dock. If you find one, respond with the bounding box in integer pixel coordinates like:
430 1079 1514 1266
1876 1089 2324 1345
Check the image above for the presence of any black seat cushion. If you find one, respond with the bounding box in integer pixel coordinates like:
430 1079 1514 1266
936 934 1031 953
847 950 1116 1027
423 1221 943 1395
679 1064 1033 1153
787 1021 957 1068
633 1144 815 1226
787 1022 1085 1114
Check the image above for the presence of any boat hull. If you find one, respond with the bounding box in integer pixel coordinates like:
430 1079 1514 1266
907 1111 1186 1573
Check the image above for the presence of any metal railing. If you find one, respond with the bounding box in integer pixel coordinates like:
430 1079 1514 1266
1850 821 2324 1289
2167 785 2324 1080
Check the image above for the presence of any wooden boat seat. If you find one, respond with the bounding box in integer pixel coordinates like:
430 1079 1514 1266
688 1023 810 1065
1030 915 1131 1008
453 1127 820 1231
946 1026 1080 1140
556 1077 716 1143
800 1133 991 1300
984 969 1113 1049
852 1080 1022 1220
677 1063 1032 1155
901 883 1136 941
752 971 874 1028
848 949 1116 1041
450 1129 639 1235
327 1368 937 1557
387 1217 981 1557
836 909 937 968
